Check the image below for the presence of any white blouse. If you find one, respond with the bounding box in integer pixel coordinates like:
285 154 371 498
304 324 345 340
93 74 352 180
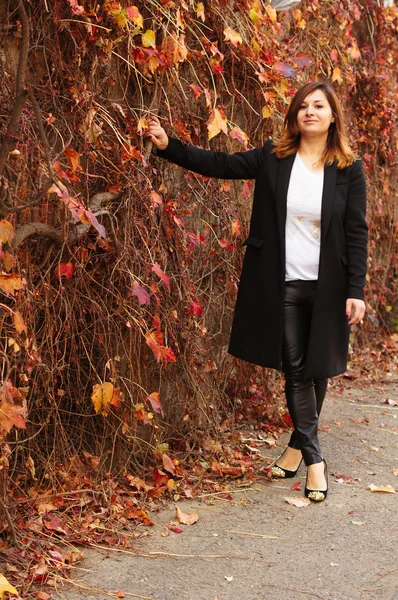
285 153 324 281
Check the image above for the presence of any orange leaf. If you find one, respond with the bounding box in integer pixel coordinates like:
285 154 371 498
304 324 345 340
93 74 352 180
126 6 143 27
196 2 205 21
206 107 228 141
13 310 27 334
0 272 25 296
175 504 198 525
2 250 15 272
64 147 83 173
332 66 343 85
0 219 15 244
0 400 27 434
150 190 163 206
231 220 241 238
162 452 176 474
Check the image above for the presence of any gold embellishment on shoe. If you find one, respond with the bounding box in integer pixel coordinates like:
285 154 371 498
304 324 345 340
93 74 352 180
308 490 325 502
271 466 286 478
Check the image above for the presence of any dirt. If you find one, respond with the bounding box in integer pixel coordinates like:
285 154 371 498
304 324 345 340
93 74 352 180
55 380 398 600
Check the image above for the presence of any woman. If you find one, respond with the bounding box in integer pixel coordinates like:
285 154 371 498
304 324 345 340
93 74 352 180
147 81 368 502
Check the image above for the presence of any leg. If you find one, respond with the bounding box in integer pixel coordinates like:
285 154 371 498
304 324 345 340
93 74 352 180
288 376 328 447
314 378 328 416
282 281 323 467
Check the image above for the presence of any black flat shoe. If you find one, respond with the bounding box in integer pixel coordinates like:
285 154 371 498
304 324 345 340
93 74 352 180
270 448 303 479
305 459 328 502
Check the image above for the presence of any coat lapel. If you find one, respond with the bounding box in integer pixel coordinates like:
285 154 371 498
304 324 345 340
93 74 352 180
321 161 337 243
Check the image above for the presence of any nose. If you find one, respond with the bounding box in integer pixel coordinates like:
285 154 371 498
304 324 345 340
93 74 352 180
305 104 315 115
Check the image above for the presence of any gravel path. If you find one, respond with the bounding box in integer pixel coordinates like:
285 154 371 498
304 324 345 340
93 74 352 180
55 381 398 600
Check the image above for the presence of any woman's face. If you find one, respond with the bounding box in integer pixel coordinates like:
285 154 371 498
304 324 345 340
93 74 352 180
296 90 334 138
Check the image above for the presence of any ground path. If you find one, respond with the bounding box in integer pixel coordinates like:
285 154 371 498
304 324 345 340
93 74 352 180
56 381 398 600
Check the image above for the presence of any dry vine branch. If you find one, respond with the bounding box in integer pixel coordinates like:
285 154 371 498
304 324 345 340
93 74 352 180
0 0 30 187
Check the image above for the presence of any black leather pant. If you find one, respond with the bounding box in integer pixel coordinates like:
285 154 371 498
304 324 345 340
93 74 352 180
282 280 328 466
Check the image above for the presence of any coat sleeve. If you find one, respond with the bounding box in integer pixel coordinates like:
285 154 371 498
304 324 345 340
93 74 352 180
156 136 269 180
344 159 368 300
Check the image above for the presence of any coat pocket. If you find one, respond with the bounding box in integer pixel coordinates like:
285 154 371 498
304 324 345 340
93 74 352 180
242 237 264 248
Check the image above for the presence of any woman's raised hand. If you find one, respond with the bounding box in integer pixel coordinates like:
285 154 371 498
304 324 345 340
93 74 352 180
146 117 169 150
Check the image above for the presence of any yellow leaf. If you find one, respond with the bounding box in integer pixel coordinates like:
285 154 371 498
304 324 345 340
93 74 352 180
206 107 228 141
332 66 343 85
142 29 156 48
196 2 205 21
137 117 148 135
8 338 20 353
262 105 274 119
0 273 25 296
249 8 261 26
0 220 15 244
91 382 114 415
265 4 277 23
0 572 19 598
223 27 242 47
2 251 15 272
114 12 127 27
13 310 27 334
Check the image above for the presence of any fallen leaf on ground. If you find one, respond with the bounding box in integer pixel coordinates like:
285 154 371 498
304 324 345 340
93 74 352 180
393 468 398 477
225 575 233 581
352 520 367 525
166 524 184 534
175 504 198 525
284 497 311 507
367 484 396 493
383 398 397 406
0 573 18 598
290 481 301 491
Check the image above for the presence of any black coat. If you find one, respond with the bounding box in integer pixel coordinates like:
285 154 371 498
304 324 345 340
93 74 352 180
158 137 368 378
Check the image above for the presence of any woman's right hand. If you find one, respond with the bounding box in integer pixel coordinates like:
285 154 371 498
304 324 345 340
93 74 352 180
146 117 169 150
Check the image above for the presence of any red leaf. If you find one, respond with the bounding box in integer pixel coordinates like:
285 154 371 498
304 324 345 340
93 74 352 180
56 262 74 279
290 481 301 491
132 281 150 305
147 391 164 415
294 53 312 69
151 263 170 291
43 514 72 535
145 330 176 364
189 84 202 99
273 61 296 78
167 525 184 534
186 299 203 317
153 466 168 487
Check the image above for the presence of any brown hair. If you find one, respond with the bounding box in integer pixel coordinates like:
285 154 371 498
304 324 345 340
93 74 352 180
273 81 356 168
